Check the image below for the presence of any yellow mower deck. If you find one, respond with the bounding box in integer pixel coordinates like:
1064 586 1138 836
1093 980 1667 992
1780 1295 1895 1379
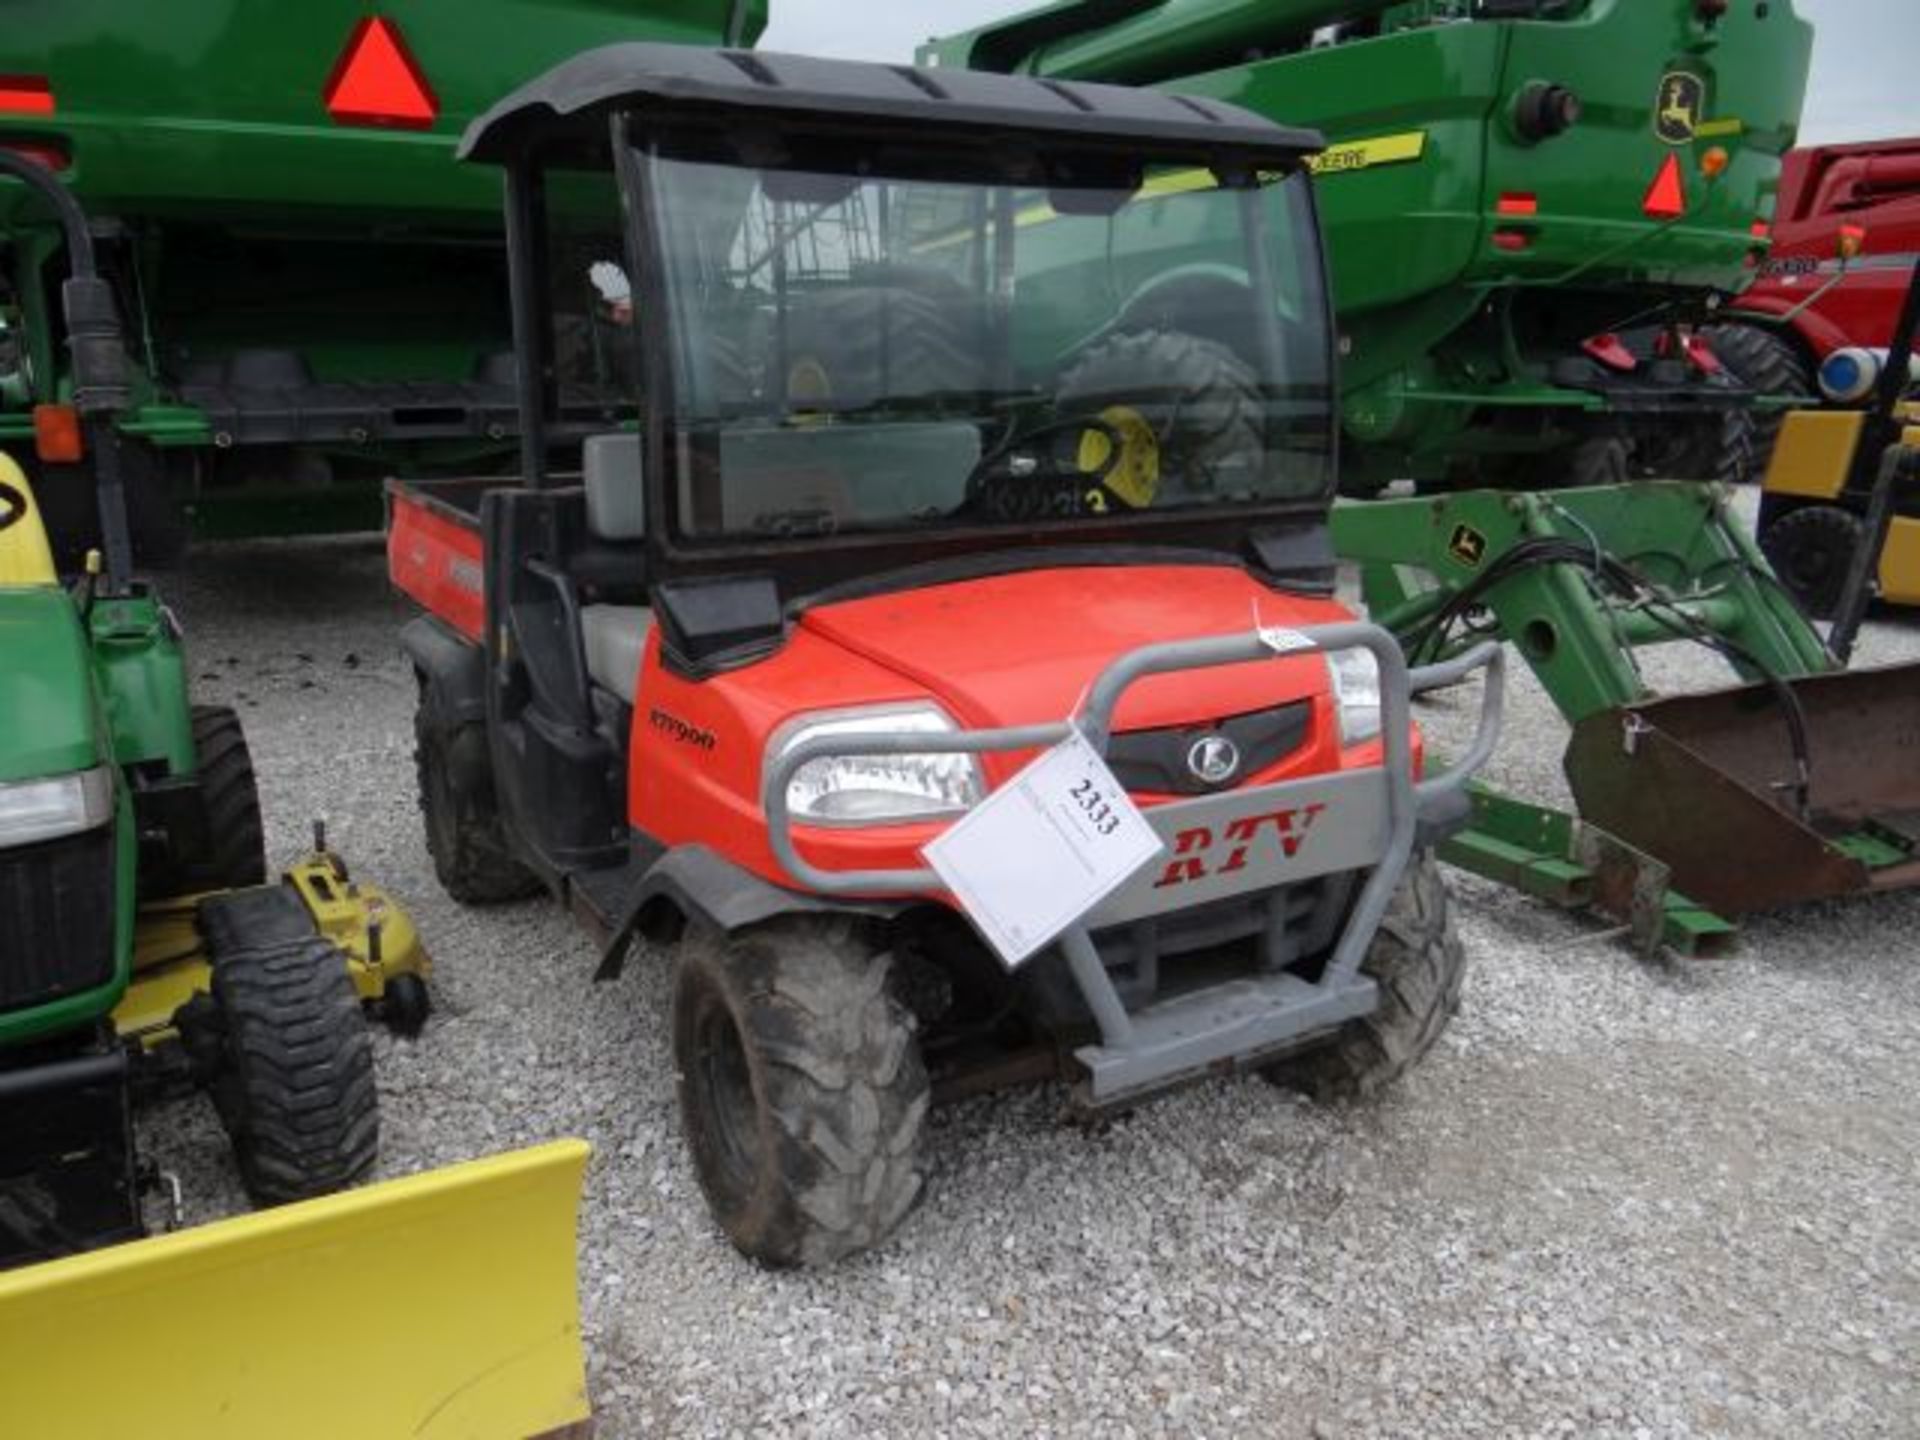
0 1141 594 1439
114 850 431 1041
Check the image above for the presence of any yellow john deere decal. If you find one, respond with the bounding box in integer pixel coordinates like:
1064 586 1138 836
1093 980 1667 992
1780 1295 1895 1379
1306 131 1428 177
1655 72 1706 145
1695 117 1745 140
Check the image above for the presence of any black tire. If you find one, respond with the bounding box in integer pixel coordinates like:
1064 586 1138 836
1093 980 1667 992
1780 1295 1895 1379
1705 322 1814 479
673 918 929 1268
379 972 432 1038
1265 851 1466 1101
782 287 976 410
1761 503 1865 620
179 705 266 892
206 934 379 1205
1057 330 1265 499
1562 434 1631 489
413 680 539 905
1631 410 1755 487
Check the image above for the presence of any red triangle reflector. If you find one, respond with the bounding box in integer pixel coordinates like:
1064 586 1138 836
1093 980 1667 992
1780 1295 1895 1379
1643 153 1687 220
325 17 438 130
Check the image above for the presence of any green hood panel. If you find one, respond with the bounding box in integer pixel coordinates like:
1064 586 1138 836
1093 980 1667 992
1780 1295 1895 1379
0 586 102 782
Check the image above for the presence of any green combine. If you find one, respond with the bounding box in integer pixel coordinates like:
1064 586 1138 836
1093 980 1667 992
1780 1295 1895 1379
0 0 765 561
922 0 1814 493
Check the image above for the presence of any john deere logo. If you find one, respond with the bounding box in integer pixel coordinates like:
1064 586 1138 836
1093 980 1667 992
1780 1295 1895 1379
1448 524 1488 569
1655 72 1705 146
1186 735 1241 787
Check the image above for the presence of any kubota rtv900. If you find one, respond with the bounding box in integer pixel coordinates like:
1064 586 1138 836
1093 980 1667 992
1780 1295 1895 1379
388 45 1503 1265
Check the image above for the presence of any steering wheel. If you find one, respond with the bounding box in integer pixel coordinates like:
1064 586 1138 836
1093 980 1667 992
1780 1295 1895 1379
0 478 26 535
965 414 1132 523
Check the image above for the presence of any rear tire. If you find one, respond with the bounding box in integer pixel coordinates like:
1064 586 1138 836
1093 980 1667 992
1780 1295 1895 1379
206 935 379 1205
672 918 928 1267
180 705 266 892
1058 330 1265 499
1761 503 1865 619
413 681 539 905
1265 850 1465 1101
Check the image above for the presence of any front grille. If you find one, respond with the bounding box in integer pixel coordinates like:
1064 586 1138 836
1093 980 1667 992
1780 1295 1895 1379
1107 699 1312 796
0 827 117 1012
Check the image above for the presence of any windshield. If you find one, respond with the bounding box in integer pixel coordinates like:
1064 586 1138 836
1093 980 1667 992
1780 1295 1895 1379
641 140 1332 543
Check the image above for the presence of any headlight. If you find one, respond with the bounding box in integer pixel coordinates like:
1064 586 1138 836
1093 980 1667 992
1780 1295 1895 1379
774 705 984 826
0 765 113 848
1326 648 1382 747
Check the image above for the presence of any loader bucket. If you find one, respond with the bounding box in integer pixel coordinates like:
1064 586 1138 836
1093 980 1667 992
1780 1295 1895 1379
0 1140 592 1439
1566 665 1920 916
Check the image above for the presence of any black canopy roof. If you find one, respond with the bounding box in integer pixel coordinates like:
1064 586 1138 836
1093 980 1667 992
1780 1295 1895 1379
459 43 1322 166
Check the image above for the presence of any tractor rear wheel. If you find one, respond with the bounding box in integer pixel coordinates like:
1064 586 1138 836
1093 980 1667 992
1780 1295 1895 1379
672 918 928 1267
205 934 379 1205
177 705 266 893
1761 503 1865 619
1265 850 1465 1101
1057 330 1265 501
413 681 539 904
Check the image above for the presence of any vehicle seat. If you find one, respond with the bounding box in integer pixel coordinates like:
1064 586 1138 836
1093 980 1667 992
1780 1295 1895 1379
580 603 650 704
576 432 652 701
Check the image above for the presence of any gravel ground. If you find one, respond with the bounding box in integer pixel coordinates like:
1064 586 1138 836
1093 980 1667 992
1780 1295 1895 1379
141 520 1920 1438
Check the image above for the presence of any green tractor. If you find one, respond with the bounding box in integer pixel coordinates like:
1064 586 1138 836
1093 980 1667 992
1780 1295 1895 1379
0 153 428 1264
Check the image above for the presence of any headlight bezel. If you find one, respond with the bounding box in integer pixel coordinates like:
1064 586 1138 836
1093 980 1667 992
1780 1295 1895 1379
770 702 985 828
1325 647 1384 748
0 765 114 849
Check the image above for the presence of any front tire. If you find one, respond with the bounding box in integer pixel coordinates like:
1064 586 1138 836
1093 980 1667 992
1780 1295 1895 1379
206 935 379 1205
673 918 928 1267
1266 851 1466 1101
1761 503 1865 619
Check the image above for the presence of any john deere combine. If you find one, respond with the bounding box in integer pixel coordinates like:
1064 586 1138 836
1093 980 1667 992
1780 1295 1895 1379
0 0 766 562
922 0 1815 493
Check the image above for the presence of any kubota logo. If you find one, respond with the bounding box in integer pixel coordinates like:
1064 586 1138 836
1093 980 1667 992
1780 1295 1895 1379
1151 803 1328 889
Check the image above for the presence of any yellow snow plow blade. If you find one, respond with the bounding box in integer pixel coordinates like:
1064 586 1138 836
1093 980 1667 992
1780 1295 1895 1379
0 1140 592 1439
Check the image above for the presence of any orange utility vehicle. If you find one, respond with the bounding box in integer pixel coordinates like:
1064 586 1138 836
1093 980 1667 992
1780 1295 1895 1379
387 46 1503 1265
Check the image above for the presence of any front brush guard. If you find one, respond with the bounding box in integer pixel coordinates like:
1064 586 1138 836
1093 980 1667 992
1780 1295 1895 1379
766 624 1505 1105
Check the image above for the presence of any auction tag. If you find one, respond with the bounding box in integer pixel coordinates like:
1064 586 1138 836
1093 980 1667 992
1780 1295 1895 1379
923 730 1163 969
1257 624 1317 655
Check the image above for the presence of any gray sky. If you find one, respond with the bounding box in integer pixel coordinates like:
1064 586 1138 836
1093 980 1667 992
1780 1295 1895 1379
761 0 1914 147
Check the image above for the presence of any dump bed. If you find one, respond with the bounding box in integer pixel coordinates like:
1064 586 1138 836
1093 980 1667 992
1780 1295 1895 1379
387 478 495 642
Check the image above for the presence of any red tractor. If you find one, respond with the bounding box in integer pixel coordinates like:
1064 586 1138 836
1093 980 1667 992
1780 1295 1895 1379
386 46 1502 1265
1714 137 1920 453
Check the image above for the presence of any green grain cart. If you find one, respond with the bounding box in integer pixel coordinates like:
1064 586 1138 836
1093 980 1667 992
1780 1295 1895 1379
0 0 764 561
921 0 1815 493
